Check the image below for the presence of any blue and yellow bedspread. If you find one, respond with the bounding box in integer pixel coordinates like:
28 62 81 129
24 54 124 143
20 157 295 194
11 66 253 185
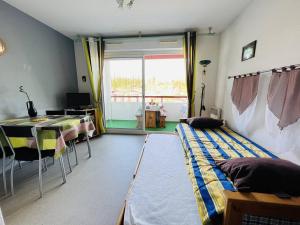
176 123 277 225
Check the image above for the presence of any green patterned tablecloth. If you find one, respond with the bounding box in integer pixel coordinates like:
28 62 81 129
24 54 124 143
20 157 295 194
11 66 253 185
0 115 95 158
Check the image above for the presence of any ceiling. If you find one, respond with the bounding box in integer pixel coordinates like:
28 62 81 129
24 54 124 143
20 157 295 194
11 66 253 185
4 0 252 38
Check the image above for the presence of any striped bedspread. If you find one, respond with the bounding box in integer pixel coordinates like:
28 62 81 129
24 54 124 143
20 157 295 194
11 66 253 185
176 123 277 225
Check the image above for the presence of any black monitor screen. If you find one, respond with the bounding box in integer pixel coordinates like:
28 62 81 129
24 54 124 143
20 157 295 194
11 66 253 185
66 93 91 109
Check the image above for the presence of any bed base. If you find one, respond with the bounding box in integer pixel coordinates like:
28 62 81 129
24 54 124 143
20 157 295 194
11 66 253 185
223 190 300 225
116 135 149 225
116 134 300 225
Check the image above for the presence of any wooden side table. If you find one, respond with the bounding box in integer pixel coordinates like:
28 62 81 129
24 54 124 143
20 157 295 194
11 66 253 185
145 111 156 128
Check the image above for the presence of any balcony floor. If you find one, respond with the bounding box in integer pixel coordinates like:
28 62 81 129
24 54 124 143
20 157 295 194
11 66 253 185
106 120 178 132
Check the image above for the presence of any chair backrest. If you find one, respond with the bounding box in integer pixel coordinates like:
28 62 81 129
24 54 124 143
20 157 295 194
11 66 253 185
0 125 41 157
1 125 36 138
65 110 87 116
45 110 65 115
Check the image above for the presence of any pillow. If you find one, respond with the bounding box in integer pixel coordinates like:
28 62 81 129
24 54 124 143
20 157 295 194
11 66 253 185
186 117 223 129
216 158 300 196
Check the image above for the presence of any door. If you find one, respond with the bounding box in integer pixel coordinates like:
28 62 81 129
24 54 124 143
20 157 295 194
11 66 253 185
103 58 144 131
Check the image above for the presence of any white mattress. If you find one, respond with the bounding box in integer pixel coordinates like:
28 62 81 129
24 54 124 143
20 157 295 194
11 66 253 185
124 134 202 225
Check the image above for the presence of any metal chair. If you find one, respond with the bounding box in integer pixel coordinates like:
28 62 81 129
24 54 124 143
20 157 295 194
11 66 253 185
0 125 66 198
0 133 13 195
65 110 92 158
45 110 64 167
45 109 78 172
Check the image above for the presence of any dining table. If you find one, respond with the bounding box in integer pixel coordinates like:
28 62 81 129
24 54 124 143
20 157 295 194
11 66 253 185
0 115 95 159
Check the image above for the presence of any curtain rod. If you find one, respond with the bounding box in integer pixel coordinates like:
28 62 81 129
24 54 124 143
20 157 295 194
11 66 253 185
74 32 186 42
74 30 214 42
227 64 300 79
103 32 185 40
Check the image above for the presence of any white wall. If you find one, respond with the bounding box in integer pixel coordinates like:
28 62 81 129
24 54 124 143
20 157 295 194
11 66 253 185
194 35 220 117
105 102 186 122
215 0 300 163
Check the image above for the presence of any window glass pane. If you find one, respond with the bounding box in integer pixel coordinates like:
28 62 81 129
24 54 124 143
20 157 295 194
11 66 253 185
103 59 143 129
108 59 142 97
145 54 187 103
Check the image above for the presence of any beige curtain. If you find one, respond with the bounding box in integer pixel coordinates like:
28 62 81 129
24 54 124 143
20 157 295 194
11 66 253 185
267 68 300 129
231 74 260 115
82 37 105 134
184 31 197 117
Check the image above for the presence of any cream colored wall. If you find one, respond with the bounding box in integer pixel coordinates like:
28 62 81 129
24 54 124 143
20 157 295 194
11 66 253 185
74 40 92 95
215 0 300 163
194 35 220 117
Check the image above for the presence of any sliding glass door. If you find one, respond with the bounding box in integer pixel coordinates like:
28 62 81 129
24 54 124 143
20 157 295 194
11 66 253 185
102 36 187 133
103 55 187 133
103 58 144 131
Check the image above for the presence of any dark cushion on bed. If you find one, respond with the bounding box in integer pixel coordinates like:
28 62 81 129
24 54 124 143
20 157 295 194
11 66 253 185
216 158 300 196
187 117 223 129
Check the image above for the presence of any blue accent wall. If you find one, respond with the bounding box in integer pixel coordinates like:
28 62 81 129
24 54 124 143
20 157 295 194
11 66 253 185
0 0 78 119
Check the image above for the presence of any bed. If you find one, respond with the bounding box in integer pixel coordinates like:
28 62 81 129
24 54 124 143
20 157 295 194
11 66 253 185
117 123 300 225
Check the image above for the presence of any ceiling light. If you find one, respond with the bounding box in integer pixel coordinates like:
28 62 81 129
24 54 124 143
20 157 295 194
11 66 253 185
198 27 216 36
116 0 135 8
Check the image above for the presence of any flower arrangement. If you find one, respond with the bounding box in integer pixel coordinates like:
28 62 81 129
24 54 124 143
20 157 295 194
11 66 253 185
19 85 31 101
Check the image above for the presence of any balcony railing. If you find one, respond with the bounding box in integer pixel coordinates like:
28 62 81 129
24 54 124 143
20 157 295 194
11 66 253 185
111 95 188 103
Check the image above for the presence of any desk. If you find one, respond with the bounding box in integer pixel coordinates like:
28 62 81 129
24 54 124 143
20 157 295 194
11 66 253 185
0 115 95 159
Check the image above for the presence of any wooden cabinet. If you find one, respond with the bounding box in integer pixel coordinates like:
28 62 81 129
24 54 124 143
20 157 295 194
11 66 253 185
145 110 167 128
145 111 156 128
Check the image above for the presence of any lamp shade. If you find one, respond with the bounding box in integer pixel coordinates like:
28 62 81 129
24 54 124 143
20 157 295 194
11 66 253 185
199 59 211 67
0 39 6 56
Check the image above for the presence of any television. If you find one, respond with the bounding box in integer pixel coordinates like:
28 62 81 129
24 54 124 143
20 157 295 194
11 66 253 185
66 93 91 109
